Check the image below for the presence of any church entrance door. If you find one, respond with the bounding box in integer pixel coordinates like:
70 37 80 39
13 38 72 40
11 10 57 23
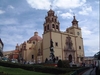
68 54 72 62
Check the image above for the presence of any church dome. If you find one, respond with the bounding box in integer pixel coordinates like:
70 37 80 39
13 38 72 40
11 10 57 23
13 50 19 53
29 32 42 41
12 50 19 59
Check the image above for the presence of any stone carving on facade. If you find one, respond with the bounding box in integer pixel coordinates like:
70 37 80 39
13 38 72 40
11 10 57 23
64 36 73 51
64 36 75 62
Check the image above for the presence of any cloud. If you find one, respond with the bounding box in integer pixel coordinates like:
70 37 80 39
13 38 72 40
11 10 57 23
81 26 99 56
84 36 99 56
95 1 99 4
2 33 24 51
0 19 42 51
56 11 62 15
26 0 86 10
81 26 92 37
53 0 86 9
79 5 92 15
84 48 99 56
59 9 74 19
8 5 14 9
69 9 73 13
0 10 5 14
26 0 51 10
60 12 73 19
0 18 18 25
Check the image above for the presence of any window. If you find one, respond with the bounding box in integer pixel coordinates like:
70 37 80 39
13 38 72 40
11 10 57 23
55 19 56 22
80 57 83 61
55 42 58 46
79 46 81 49
32 55 34 59
70 32 73 34
77 32 80 35
33 42 35 44
56 25 58 29
29 47 31 49
52 18 53 21
52 24 55 28
47 25 49 30
23 46 26 49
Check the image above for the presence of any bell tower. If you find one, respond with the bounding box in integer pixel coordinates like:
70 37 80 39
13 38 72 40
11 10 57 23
43 9 60 34
66 15 84 63
43 8 61 62
72 15 78 28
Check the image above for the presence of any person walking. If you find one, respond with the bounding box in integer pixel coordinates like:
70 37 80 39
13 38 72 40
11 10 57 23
95 61 98 75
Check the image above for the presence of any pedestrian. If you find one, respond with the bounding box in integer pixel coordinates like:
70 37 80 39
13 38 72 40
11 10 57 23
95 61 98 75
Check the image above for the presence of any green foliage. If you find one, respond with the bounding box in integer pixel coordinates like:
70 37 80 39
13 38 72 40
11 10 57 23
0 61 67 74
34 65 67 74
0 61 34 71
57 60 63 68
0 72 10 75
0 61 82 75
57 60 70 68
62 60 70 68
0 66 52 75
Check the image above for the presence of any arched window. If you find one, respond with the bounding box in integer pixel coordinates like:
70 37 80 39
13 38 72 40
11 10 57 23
55 19 56 22
32 55 34 59
47 25 49 30
68 54 72 62
52 24 55 28
52 18 53 21
56 25 58 29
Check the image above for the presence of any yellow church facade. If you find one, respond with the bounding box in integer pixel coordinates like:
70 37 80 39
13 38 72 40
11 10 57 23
15 9 84 64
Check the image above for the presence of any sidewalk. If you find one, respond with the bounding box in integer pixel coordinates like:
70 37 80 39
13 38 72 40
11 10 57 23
82 68 96 75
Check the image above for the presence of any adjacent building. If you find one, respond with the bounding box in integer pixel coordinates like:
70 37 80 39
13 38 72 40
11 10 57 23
84 56 94 66
9 9 85 64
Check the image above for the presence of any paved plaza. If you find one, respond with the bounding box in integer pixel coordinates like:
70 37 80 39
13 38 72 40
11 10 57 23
82 68 96 75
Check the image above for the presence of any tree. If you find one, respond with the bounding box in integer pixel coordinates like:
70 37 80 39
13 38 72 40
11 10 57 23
57 60 70 68
57 60 62 68
62 60 70 68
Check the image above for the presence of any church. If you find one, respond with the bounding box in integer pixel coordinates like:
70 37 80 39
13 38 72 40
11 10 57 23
13 9 84 64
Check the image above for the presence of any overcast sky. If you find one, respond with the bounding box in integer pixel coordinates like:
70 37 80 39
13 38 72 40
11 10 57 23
0 0 99 56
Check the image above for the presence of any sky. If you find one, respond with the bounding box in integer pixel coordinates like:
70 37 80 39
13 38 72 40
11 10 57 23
0 0 99 56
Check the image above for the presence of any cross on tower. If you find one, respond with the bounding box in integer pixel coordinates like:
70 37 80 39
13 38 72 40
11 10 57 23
73 13 75 16
73 13 76 20
50 5 52 9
